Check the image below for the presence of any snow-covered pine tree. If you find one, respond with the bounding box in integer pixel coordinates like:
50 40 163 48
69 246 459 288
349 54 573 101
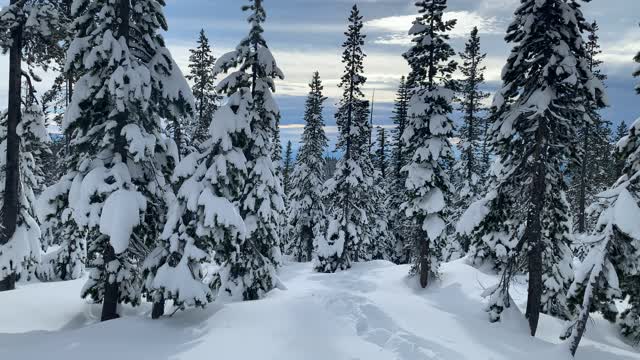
187 29 221 149
569 21 612 234
614 121 628 180
54 0 193 321
35 0 83 283
369 126 395 260
282 140 293 197
316 5 376 272
457 0 605 335
289 71 328 262
401 0 457 288
0 89 51 283
562 115 640 356
210 0 285 300
0 0 63 291
41 0 74 128
374 127 389 179
450 26 489 255
388 76 412 264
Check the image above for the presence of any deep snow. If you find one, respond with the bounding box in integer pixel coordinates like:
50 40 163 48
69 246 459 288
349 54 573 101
1 259 638 360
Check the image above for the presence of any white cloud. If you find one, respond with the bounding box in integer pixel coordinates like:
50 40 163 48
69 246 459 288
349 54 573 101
365 11 502 46
600 30 640 70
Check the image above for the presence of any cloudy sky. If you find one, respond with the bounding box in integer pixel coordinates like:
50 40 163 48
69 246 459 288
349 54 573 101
0 0 639 154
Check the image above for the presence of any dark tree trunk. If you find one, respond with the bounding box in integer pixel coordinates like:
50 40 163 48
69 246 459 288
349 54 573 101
100 0 131 321
173 119 183 158
302 225 313 262
577 125 589 233
151 296 165 319
419 231 430 288
0 0 24 292
568 292 592 357
100 244 120 321
524 125 547 336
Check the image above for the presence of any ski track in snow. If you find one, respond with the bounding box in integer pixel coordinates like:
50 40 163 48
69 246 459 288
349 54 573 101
1 259 639 360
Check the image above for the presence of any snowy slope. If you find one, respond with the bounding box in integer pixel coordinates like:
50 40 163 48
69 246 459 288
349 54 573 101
1 260 638 360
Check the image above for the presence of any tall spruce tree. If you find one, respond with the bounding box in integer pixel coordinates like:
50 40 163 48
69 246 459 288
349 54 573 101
562 95 640 356
401 0 457 288
457 0 605 335
451 26 489 254
289 72 328 262
282 140 293 197
316 5 376 272
374 127 389 179
570 21 612 234
50 0 193 321
0 0 64 291
208 0 285 300
187 29 221 149
388 77 412 263
614 121 628 180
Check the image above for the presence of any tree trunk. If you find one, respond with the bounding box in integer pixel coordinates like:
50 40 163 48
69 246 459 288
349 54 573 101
524 125 547 336
419 232 430 288
152 296 165 319
577 125 589 233
0 0 24 292
303 225 313 262
101 244 120 321
99 0 130 321
173 119 182 158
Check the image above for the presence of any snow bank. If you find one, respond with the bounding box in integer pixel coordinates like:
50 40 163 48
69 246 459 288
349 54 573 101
1 261 638 360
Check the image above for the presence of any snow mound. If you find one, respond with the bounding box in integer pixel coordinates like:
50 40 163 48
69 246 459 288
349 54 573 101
1 260 638 360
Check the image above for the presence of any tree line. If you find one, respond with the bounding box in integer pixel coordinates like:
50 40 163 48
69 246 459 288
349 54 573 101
0 0 638 357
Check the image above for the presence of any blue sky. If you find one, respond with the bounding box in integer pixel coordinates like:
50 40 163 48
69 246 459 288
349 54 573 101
1 0 639 154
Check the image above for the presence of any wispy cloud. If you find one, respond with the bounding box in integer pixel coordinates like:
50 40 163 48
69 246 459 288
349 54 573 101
365 11 503 46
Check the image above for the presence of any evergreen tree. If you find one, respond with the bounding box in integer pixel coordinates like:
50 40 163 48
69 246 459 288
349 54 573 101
316 6 376 272
0 0 64 291
613 121 628 180
209 0 285 300
451 26 489 254
370 126 395 261
569 21 612 234
401 0 457 288
289 72 328 262
282 140 294 197
49 0 193 321
187 29 221 149
562 116 640 356
458 0 605 335
388 77 412 263
374 127 389 179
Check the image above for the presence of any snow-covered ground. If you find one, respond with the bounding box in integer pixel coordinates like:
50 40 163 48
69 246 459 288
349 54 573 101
1 259 638 360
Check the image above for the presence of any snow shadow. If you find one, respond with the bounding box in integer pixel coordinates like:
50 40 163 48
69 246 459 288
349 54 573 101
0 305 222 360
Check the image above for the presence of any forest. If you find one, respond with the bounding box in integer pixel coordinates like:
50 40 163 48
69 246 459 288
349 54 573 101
0 0 639 359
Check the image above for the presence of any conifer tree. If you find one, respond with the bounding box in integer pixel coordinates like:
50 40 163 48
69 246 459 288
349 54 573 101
289 72 328 262
207 0 285 300
50 0 193 321
316 6 376 272
0 0 64 291
388 77 412 263
458 0 605 335
614 121 628 179
451 26 489 254
374 127 389 179
282 140 293 197
562 104 640 356
570 21 612 234
187 29 221 149
401 0 457 288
